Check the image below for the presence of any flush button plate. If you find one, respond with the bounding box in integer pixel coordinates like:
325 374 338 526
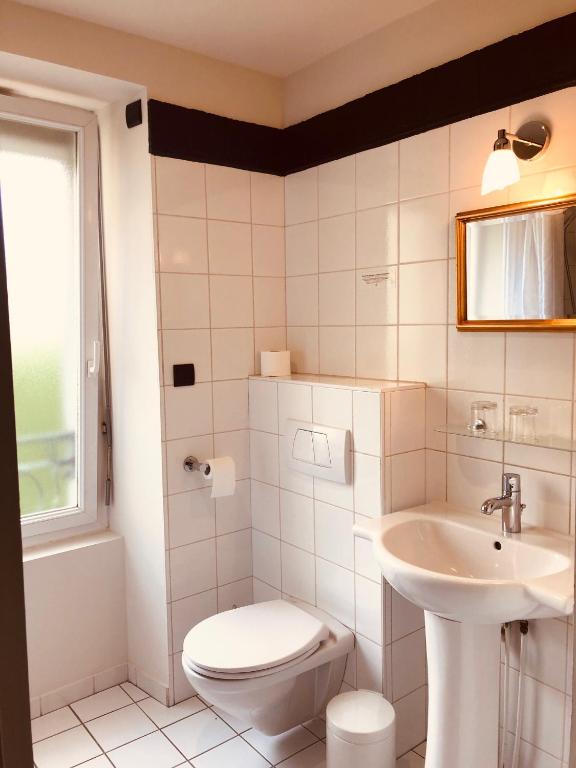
285 419 350 484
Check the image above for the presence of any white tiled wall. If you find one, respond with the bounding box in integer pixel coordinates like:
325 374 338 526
152 156 285 703
249 376 428 755
284 86 576 766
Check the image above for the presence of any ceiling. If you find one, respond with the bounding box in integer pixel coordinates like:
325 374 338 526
13 0 438 77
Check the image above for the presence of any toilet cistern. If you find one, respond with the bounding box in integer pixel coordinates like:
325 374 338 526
481 472 525 535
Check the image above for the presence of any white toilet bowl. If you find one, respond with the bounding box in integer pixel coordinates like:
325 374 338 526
182 598 354 735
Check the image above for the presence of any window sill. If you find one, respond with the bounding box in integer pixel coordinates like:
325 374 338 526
23 530 122 563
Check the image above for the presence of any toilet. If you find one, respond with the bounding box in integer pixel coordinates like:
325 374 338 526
182 598 354 735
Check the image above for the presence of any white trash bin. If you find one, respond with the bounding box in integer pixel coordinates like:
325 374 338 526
326 689 396 768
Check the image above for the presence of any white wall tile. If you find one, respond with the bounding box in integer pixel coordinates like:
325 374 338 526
281 543 316 604
216 529 252 585
313 386 353 429
216 478 251 535
314 500 354 568
280 490 315 552
253 578 281 603
392 629 427 700
158 215 208 273
506 333 574 400
356 144 398 210
155 158 206 218
254 328 287 374
213 380 249 432
319 214 355 272
285 168 318 225
278 383 313 434
316 558 355 628
211 328 254 380
166 435 214 494
250 172 284 226
314 472 354 511
391 590 424 641
319 327 355 376
504 464 571 533
399 261 447 324
279 435 314 498
171 590 217 652
399 126 449 199
250 430 279 485
218 578 253 611
390 450 426 512
356 635 383 693
399 194 449 263
285 222 318 276
286 275 318 326
252 225 285 276
249 380 279 433
354 453 382 517
356 326 398 380
254 277 286 327
390 389 426 454
214 430 250 480
205 165 250 222
398 325 447 388
287 327 319 374
318 156 355 219
164 383 213 439
353 391 381 456
252 531 281 589
447 327 505 392
168 488 215 548
450 108 510 191
354 515 382 582
207 220 252 275
160 274 210 329
209 275 253 328
355 575 382 643
394 687 427 756
163 330 212 385
319 270 355 325
446 453 502 511
356 205 398 267
356 266 397 325
251 480 280 537
170 539 217 601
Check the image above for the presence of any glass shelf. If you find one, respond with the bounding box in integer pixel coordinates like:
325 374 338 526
434 424 574 453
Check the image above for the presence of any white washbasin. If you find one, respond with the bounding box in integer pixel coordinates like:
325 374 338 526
354 502 574 623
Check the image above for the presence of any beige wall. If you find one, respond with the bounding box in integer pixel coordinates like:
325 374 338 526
284 0 576 125
0 0 283 127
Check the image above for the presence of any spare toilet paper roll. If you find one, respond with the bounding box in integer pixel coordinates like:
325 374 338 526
261 350 291 377
205 456 236 498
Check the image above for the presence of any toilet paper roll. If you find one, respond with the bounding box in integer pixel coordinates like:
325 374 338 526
205 456 236 498
261 350 291 377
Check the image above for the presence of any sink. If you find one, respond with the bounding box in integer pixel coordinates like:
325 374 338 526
354 501 573 623
354 502 574 768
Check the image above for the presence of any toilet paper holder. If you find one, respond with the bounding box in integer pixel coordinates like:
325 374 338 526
183 455 211 477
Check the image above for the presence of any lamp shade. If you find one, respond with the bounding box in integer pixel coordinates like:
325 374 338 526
481 148 520 195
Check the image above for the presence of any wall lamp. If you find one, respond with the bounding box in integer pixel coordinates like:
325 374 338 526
481 121 550 195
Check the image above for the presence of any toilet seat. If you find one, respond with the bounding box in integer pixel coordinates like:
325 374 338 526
183 600 329 679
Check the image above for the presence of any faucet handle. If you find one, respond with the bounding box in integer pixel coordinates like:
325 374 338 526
503 472 521 494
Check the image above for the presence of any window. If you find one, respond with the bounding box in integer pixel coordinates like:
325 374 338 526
0 96 102 538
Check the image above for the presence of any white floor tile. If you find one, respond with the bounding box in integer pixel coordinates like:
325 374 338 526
78 757 114 767
190 736 270 767
138 695 206 728
120 683 149 702
71 686 133 722
212 706 251 733
277 741 326 767
33 725 102 768
302 719 326 739
162 709 235 759
107 730 185 768
397 752 425 768
243 725 317 764
413 741 427 758
32 706 80 743
85 704 156 752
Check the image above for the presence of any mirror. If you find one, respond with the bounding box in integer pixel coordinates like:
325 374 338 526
456 194 576 330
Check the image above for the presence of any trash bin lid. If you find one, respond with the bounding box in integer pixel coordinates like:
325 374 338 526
326 689 395 745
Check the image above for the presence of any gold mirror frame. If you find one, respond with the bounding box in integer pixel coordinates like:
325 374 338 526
456 193 576 331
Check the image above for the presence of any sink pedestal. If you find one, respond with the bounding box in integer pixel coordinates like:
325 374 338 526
425 612 500 768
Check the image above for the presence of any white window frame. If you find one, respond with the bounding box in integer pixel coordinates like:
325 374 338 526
0 95 102 539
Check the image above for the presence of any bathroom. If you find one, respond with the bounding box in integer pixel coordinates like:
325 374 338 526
0 1 575 766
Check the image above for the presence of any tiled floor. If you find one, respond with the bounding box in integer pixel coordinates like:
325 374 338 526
31 683 426 768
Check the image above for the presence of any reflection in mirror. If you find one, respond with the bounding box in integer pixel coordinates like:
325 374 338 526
456 195 576 330
467 206 576 320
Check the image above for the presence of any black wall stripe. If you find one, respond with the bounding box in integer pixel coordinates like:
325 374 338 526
148 11 576 176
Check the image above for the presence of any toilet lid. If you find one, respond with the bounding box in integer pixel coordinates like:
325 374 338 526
183 600 329 674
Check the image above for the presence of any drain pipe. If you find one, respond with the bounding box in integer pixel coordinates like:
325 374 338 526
511 620 529 768
500 623 511 768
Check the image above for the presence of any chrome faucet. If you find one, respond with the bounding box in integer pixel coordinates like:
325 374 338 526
481 472 525 535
